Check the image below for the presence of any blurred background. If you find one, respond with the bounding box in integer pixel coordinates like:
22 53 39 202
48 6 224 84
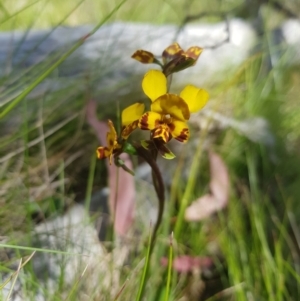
1 0 300 300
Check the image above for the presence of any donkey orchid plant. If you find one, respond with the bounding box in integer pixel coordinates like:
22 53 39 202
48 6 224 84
96 42 209 236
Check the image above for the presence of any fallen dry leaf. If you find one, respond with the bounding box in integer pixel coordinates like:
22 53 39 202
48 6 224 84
86 100 135 236
161 255 213 273
185 150 229 221
108 153 135 235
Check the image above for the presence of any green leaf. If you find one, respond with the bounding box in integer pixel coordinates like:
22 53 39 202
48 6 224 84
123 141 137 155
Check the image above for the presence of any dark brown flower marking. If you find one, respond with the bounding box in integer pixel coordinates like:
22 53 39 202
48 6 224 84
96 147 108 159
121 120 139 139
152 124 170 143
174 128 189 143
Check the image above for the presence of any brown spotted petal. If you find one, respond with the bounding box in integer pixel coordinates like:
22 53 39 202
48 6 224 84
138 111 162 130
162 42 184 64
96 120 119 164
152 124 171 143
169 120 190 143
185 46 203 63
121 120 139 139
131 49 155 64
162 45 203 75
96 146 109 159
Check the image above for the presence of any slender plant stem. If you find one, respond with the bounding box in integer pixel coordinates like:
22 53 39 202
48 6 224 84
136 145 165 241
134 144 165 300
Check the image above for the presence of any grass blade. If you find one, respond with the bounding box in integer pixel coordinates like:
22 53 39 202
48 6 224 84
0 0 41 26
0 243 83 256
135 224 153 301
0 251 35 291
164 232 173 301
0 0 126 119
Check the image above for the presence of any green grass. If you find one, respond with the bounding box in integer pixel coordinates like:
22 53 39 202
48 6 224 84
1 0 244 30
1 0 300 300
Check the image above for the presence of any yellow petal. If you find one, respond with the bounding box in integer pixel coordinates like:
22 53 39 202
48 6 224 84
106 120 117 147
138 111 162 130
122 103 145 126
142 70 167 102
151 94 190 121
169 120 190 143
180 85 209 113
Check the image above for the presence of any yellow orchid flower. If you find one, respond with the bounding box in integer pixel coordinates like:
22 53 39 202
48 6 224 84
96 120 120 164
138 70 209 143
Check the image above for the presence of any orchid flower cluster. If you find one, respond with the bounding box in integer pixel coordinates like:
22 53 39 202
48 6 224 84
96 42 209 169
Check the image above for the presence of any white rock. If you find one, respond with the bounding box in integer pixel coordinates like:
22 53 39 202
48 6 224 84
0 19 257 91
2 205 128 300
281 19 300 64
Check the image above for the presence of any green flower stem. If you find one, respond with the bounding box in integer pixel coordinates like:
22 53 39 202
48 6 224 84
134 144 165 300
135 145 165 240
